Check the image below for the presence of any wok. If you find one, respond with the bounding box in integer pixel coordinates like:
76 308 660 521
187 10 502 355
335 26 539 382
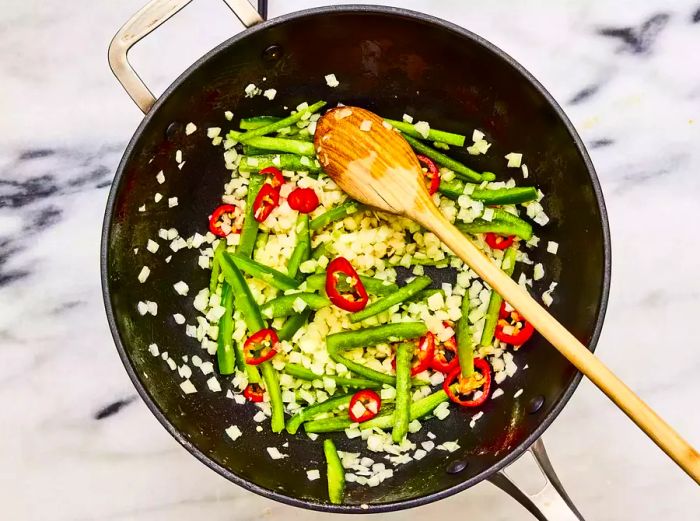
103 1 610 518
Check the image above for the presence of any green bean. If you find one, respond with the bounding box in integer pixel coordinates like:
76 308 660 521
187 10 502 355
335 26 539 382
327 322 428 351
456 291 473 378
327 352 396 386
305 416 354 433
286 394 353 434
304 273 398 296
260 362 285 433
392 342 413 443
350 276 432 323
216 283 236 375
234 101 326 141
209 240 227 294
287 214 310 279
402 134 495 183
471 186 538 205
360 389 450 431
480 245 518 347
311 242 330 260
260 293 330 319
237 173 264 258
239 116 281 130
309 201 363 231
278 310 311 342
228 131 315 156
384 119 466 147
218 253 265 331
283 363 382 389
254 230 269 254
387 255 446 267
238 154 322 173
437 178 466 200
233 340 261 383
218 252 283 432
456 211 533 241
226 252 300 291
407 288 444 303
324 438 345 505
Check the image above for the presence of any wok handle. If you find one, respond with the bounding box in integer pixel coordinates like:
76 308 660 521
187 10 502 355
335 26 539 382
488 439 585 521
108 0 263 113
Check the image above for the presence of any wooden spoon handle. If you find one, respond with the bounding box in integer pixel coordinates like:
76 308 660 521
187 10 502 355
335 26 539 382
415 204 700 483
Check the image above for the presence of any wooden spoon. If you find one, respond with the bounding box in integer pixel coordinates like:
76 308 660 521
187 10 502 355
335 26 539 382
315 106 700 483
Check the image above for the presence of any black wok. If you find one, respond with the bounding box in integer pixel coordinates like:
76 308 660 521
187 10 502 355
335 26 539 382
102 1 610 517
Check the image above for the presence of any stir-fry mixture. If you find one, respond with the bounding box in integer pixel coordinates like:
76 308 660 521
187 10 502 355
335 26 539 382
136 78 559 505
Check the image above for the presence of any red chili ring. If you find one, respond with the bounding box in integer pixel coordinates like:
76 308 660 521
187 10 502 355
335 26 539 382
243 383 265 403
485 233 515 250
243 328 279 365
348 389 382 423
443 358 492 407
416 154 440 195
260 166 285 191
208 204 241 237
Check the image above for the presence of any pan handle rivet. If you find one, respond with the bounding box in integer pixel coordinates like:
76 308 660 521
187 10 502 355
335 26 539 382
262 44 283 62
527 395 545 414
446 459 468 474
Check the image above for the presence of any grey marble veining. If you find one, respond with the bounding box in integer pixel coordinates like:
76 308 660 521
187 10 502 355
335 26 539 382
1 0 699 519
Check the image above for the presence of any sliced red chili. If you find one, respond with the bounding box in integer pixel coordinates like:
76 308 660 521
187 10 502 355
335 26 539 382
259 166 285 191
417 154 440 195
208 204 241 237
253 183 280 223
287 187 320 214
431 324 459 373
485 233 514 250
243 383 265 403
348 389 381 423
443 358 492 407
391 332 435 376
243 328 279 365
495 301 534 347
325 257 369 312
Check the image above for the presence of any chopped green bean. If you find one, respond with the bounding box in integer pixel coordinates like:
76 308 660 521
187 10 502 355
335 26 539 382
480 245 518 347
407 288 444 303
239 116 281 130
457 209 533 241
237 173 264 258
402 134 495 183
360 389 450 431
217 253 283 432
226 252 300 291
283 363 382 389
311 242 330 260
287 214 310 279
216 283 236 375
234 101 326 142
228 131 316 156
437 178 466 200
392 342 412 443
304 416 354 433
239 154 322 173
456 290 473 378
350 276 432 323
234 340 261 383
309 201 363 231
471 186 538 205
304 273 398 296
327 351 396 385
327 322 427 351
286 394 353 434
278 310 311 342
261 293 330 319
209 240 226 294
326 445 349 506
384 119 466 147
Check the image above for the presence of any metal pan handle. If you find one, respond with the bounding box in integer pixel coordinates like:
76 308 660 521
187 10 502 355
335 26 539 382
108 0 264 114
488 438 585 521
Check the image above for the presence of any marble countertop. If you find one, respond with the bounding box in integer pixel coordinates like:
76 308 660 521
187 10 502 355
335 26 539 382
1 0 699 519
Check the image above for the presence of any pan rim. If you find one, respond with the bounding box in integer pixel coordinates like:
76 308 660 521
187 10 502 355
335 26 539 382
101 4 612 514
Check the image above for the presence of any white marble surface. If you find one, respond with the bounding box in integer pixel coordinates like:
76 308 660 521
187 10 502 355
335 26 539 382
1 0 699 519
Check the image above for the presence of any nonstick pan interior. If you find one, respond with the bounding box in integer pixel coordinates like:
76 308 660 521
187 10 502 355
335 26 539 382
102 6 610 512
